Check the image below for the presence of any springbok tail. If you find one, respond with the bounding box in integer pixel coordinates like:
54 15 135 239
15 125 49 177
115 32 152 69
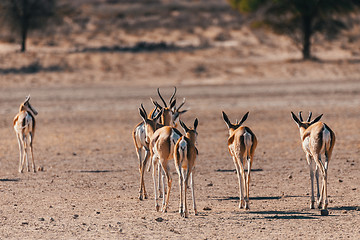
323 125 331 152
178 137 187 162
244 132 252 158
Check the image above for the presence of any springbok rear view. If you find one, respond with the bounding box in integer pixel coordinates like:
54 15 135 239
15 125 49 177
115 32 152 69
291 111 335 214
174 119 199 218
13 95 38 173
222 111 257 210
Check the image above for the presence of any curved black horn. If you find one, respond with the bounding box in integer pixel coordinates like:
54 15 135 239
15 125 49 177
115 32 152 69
307 112 312 122
169 86 177 105
157 88 167 107
298 111 304 122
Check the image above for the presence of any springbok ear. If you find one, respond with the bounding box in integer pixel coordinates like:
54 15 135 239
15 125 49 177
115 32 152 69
139 106 147 122
25 95 31 102
172 112 180 122
194 118 198 130
179 120 189 133
310 114 323 125
291 111 301 126
153 109 163 121
238 112 249 126
222 111 232 129
150 98 162 110
177 98 186 111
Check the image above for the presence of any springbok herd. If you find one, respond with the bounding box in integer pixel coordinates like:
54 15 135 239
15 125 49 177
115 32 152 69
13 88 336 218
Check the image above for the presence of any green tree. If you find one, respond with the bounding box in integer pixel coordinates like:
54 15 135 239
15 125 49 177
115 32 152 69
0 0 57 52
229 0 360 60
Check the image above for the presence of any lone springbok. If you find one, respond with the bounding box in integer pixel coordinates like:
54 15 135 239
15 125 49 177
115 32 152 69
222 111 257 210
174 119 198 218
13 95 38 173
291 111 335 212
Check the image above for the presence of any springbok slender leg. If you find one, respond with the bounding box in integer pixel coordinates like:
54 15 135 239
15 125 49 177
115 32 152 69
176 163 184 216
161 161 172 213
152 156 159 211
17 133 24 173
233 156 244 208
245 156 252 210
190 170 197 215
183 167 191 218
306 154 316 209
29 133 36 172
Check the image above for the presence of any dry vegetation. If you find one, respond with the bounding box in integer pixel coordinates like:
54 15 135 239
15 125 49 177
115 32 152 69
0 0 359 239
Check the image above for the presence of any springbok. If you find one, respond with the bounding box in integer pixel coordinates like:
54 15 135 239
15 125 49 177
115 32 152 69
148 88 187 193
222 111 257 210
132 104 163 200
140 109 183 212
132 87 187 200
174 119 199 218
13 95 38 173
291 111 335 212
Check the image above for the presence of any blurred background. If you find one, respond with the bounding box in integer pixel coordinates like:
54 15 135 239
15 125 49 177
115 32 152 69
0 0 359 89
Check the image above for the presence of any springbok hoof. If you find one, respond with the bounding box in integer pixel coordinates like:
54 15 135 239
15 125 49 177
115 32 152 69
155 205 160 212
320 209 329 216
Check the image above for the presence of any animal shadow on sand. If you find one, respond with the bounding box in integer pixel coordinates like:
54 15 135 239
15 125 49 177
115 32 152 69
214 195 318 219
0 178 20 182
328 206 359 211
66 169 124 174
215 168 263 173
248 210 318 220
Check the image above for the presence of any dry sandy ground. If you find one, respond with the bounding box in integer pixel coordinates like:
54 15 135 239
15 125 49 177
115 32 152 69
0 46 359 239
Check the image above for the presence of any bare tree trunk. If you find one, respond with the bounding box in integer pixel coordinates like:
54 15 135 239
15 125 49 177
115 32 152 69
301 14 312 60
20 0 29 52
21 21 28 52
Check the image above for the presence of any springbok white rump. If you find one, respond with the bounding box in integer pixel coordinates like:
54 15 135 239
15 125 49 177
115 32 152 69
174 119 199 218
291 111 335 213
222 111 257 210
13 95 38 173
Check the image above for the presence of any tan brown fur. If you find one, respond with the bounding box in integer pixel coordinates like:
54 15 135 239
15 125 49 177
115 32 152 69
13 96 38 173
133 105 163 200
291 111 336 210
148 125 182 212
174 119 198 217
222 111 257 210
